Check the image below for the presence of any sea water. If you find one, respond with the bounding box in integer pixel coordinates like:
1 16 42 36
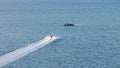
0 0 120 68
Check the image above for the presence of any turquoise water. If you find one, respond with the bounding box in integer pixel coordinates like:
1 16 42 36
0 0 120 68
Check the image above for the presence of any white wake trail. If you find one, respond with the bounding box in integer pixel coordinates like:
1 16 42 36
0 36 58 67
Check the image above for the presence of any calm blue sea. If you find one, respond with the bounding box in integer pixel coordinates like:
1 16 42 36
0 0 120 68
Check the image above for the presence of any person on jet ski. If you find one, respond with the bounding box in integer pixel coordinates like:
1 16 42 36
49 35 53 40
51 32 54 38
51 35 53 38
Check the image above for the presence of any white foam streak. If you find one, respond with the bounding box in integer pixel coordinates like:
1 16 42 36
0 36 57 67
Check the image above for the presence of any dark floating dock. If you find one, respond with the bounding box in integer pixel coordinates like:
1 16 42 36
64 23 75 26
